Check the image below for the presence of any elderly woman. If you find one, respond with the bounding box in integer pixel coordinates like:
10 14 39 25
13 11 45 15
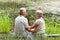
26 10 46 40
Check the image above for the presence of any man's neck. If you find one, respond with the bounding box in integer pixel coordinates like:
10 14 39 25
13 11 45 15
20 15 26 18
37 17 42 19
20 15 26 17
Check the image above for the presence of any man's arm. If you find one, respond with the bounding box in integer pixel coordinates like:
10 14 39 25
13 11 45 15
25 23 39 32
30 23 38 29
25 28 37 33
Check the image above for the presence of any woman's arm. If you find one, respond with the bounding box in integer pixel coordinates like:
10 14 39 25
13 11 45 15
25 23 39 32
30 23 38 29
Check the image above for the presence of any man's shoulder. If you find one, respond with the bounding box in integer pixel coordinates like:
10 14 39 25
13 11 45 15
15 16 28 21
15 16 20 19
21 16 28 21
24 18 28 20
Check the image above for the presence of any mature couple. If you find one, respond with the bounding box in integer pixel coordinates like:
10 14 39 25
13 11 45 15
14 8 45 40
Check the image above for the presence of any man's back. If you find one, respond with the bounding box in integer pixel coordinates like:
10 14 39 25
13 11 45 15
14 15 28 36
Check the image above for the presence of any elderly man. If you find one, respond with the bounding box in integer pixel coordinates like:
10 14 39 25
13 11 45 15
14 8 33 40
14 8 29 38
26 10 45 40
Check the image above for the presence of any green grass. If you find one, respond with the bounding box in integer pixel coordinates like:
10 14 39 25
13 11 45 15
0 14 11 33
0 34 60 40
45 17 60 34
0 1 60 40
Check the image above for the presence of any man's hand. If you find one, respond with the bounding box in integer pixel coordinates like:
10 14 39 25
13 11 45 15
25 27 38 33
25 23 39 33
25 27 28 31
25 28 34 32
25 26 32 31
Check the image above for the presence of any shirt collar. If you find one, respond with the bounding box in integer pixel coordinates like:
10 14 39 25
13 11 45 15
20 15 25 18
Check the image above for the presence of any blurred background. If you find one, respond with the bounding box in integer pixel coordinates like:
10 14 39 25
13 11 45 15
0 0 60 40
0 0 60 34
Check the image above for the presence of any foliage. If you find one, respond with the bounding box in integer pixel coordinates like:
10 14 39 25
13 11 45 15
0 1 60 34
0 13 11 33
0 34 60 40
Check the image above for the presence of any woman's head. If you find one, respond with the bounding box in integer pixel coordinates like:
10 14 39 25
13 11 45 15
35 10 43 19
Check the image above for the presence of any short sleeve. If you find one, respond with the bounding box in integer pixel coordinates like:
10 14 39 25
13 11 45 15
25 20 29 27
35 20 41 25
23 18 29 28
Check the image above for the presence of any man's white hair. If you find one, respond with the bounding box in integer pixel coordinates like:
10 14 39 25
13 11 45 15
19 8 26 15
20 8 26 12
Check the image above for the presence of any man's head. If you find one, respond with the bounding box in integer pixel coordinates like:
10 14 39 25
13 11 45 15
35 10 43 19
19 8 27 17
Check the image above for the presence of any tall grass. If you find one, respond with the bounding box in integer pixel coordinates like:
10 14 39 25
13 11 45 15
0 13 11 33
45 13 60 34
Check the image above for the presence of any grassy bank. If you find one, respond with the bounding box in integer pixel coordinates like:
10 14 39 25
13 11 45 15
0 1 60 34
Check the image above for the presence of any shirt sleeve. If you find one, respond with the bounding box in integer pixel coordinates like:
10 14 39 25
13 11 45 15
25 19 29 28
35 20 41 25
23 18 29 28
